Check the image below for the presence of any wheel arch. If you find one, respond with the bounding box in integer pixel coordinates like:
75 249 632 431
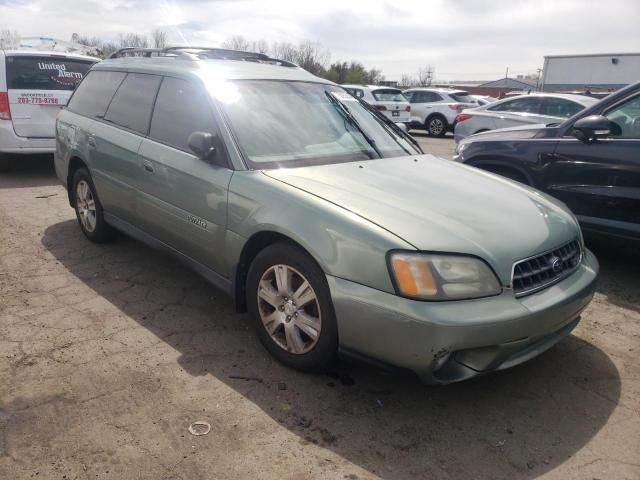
466 155 535 186
233 230 324 313
66 155 89 206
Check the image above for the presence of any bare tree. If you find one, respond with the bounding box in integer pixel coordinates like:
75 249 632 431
118 33 149 48
221 35 250 51
271 41 298 63
249 39 269 54
0 29 20 49
294 40 329 75
399 74 416 88
151 28 168 49
416 66 434 87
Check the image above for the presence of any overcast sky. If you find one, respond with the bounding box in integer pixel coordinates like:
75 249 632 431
1 0 639 81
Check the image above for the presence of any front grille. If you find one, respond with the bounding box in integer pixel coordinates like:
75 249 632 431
512 239 582 297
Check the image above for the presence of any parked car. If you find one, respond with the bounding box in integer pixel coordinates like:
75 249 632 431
454 81 640 242
0 48 98 170
341 84 410 124
403 88 477 137
454 93 598 143
55 47 598 384
471 95 498 106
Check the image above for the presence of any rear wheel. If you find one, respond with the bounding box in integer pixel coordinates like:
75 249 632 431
247 243 338 372
71 167 114 243
426 115 448 137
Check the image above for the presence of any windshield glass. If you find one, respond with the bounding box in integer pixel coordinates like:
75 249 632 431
213 80 420 169
372 88 405 102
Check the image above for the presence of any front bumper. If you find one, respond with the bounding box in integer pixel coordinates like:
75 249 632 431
328 249 599 384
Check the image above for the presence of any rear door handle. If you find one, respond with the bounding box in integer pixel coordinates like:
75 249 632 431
143 161 154 173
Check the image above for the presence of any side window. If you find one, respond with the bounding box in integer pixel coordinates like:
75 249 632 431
149 77 216 152
104 73 162 134
409 92 424 103
403 91 413 102
425 92 443 102
489 98 540 114
605 95 640 139
540 98 583 118
67 71 126 118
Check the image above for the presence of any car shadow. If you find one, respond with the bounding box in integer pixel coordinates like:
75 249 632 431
585 234 640 314
41 220 622 479
0 154 59 189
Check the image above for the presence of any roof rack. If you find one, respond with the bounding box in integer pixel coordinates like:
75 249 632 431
108 46 297 67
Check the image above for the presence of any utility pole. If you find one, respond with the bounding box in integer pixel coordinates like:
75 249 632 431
535 68 543 91
505 67 509 79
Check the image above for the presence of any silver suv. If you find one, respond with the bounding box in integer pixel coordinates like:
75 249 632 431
403 88 476 136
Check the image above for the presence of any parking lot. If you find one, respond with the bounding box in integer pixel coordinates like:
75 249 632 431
0 144 638 480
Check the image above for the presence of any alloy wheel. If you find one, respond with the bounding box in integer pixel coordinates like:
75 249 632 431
257 264 322 354
429 118 444 135
76 180 97 233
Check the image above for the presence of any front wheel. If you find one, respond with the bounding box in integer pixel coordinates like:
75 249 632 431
426 115 448 137
247 243 338 372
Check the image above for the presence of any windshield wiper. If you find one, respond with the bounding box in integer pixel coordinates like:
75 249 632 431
357 98 424 154
325 91 382 159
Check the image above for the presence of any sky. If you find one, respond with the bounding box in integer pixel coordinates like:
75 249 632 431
1 0 639 81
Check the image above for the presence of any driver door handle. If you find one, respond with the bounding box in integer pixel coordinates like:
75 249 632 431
87 135 96 148
143 161 154 173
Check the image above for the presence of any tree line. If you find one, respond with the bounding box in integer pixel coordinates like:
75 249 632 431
1 29 433 87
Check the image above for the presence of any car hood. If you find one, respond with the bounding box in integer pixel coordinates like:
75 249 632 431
263 155 580 284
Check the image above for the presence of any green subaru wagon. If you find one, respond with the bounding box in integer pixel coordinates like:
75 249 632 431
54 47 599 384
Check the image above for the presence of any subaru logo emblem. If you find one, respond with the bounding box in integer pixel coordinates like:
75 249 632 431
550 256 562 274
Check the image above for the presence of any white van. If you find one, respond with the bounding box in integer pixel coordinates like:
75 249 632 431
0 49 98 168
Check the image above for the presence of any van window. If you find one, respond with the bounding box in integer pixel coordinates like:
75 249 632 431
104 73 161 134
67 71 126 118
372 89 405 102
149 77 216 152
6 56 94 90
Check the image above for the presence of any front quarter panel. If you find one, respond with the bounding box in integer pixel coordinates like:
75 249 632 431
226 170 414 294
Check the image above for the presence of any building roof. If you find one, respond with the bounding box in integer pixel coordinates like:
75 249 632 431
479 77 537 89
544 52 640 59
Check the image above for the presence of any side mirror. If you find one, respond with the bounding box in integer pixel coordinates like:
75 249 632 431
572 115 614 143
188 131 217 161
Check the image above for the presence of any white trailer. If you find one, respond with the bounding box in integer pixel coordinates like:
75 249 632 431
541 53 640 92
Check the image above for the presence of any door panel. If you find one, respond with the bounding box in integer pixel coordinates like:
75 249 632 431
89 121 142 225
137 139 232 274
549 138 640 228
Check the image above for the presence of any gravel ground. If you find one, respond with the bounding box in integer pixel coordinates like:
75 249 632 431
0 154 638 480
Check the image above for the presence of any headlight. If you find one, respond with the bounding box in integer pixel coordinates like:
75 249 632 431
388 252 502 300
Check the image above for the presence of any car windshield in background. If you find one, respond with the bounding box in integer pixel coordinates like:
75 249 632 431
6 56 94 90
450 91 474 103
215 80 419 169
372 89 405 102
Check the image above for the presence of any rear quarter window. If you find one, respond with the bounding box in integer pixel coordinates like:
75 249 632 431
104 73 162 134
6 56 95 90
67 70 126 119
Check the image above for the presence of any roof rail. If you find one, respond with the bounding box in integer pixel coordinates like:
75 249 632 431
108 46 297 67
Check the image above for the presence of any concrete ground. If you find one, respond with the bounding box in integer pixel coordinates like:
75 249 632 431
0 153 639 480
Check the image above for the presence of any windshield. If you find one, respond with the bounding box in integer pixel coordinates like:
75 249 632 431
214 80 420 169
372 88 406 102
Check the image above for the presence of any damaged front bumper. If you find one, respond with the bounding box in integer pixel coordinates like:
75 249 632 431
328 249 599 384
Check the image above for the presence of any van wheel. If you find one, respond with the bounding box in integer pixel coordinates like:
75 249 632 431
426 115 448 137
247 243 338 372
71 167 114 243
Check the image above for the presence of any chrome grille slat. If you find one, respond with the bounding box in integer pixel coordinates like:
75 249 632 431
512 239 582 297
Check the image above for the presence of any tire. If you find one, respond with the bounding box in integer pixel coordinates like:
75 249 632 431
247 242 338 372
71 167 115 243
426 115 448 137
